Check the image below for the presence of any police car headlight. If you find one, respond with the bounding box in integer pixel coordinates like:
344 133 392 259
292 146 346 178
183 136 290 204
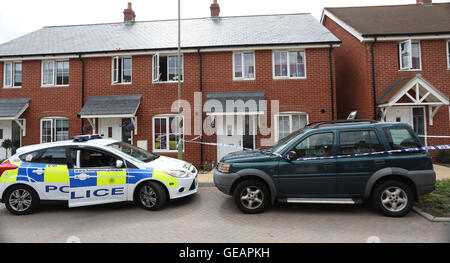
166 170 190 178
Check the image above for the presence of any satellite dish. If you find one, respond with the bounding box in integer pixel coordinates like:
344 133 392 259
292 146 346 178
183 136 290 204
347 110 358 120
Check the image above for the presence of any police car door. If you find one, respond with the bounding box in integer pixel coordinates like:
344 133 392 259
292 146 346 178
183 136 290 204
68 147 127 207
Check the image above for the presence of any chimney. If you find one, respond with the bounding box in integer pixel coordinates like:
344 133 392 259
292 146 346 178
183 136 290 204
210 0 220 17
123 2 136 22
416 0 432 5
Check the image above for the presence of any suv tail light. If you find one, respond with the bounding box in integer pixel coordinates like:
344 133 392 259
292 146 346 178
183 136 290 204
0 160 18 177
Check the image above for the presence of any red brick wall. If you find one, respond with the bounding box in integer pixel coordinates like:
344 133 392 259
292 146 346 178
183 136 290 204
0 47 336 166
324 15 450 159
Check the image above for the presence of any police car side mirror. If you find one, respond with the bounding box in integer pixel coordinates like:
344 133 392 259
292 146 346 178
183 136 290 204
116 160 124 168
286 151 297 161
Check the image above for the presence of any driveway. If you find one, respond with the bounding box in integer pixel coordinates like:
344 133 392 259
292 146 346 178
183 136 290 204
0 187 448 243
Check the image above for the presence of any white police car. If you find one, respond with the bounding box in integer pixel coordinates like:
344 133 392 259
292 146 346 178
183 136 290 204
0 135 198 215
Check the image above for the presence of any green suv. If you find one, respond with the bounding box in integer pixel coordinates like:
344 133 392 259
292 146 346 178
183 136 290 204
214 120 436 217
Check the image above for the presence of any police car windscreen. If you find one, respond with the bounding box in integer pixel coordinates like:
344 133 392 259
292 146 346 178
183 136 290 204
107 142 159 163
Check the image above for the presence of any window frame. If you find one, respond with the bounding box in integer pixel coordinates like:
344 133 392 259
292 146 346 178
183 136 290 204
3 61 22 88
41 60 70 87
272 50 307 79
111 56 132 85
338 129 383 155
232 51 256 81
152 114 184 153
288 131 335 159
40 117 69 143
152 53 184 83
398 40 422 71
274 112 309 142
447 40 450 70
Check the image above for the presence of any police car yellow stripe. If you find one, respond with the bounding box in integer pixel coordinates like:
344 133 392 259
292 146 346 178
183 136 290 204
152 170 178 188
97 169 127 186
44 165 69 183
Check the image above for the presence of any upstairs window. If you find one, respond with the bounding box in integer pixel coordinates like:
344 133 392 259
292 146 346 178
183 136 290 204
233 52 255 80
399 40 421 70
42 60 69 86
153 54 184 82
3 62 22 88
112 56 132 84
273 51 306 79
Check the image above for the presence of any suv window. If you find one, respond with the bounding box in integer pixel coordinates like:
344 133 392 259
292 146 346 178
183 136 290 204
292 132 334 158
339 130 383 155
384 127 421 150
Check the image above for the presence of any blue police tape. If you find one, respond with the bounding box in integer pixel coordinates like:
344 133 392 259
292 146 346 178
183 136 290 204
179 136 450 161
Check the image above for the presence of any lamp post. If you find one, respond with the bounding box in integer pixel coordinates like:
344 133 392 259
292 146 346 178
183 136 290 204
177 0 183 160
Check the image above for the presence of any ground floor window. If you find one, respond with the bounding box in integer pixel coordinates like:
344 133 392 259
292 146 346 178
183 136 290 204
41 118 69 143
153 115 183 152
275 113 308 141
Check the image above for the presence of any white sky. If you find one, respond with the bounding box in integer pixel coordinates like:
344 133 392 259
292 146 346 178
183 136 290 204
0 0 449 44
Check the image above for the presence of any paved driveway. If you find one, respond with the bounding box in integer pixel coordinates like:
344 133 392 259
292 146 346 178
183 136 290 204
0 187 448 243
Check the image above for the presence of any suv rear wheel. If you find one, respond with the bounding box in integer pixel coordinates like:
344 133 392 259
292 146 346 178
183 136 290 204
371 180 414 217
233 179 270 214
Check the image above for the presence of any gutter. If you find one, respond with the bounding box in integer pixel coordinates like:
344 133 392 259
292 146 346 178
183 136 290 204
328 44 335 120
78 54 85 133
197 48 204 167
370 37 377 120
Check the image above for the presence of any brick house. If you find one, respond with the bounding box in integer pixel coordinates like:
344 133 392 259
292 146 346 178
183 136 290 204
0 1 340 166
322 0 450 152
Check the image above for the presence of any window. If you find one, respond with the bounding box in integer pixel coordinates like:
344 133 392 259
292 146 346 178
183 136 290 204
19 147 67 165
42 60 69 86
153 54 183 82
112 57 132 84
0 129 3 139
399 40 421 70
383 127 421 150
70 148 119 168
233 52 255 80
447 40 450 69
19 150 42 162
273 51 306 78
40 118 69 143
276 113 308 141
339 130 383 155
153 115 183 152
3 62 22 88
292 132 334 158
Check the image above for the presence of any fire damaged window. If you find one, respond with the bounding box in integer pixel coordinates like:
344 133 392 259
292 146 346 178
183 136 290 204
112 56 132 84
152 54 184 82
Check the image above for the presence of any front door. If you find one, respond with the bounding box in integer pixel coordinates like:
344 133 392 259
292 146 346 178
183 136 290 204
99 118 122 141
68 148 128 207
0 121 12 159
385 107 426 144
217 115 243 161
277 132 337 196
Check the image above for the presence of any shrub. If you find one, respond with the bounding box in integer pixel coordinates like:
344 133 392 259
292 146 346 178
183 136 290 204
438 149 450 164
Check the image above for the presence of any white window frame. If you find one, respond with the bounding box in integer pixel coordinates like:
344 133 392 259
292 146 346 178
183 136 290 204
399 40 422 71
446 40 450 70
40 117 69 143
152 53 184 83
232 52 256 80
272 50 307 79
152 114 184 152
111 56 132 85
41 60 70 87
274 112 309 142
3 61 22 88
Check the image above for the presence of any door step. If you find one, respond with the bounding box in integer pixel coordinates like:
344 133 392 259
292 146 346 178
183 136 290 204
285 198 362 205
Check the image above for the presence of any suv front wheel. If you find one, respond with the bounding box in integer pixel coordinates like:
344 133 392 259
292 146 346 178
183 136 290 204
371 180 414 217
233 179 270 214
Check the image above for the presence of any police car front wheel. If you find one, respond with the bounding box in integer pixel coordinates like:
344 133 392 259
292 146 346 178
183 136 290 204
136 181 168 210
5 185 40 215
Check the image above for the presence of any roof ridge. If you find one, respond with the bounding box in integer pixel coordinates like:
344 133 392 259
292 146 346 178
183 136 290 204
325 2 450 10
44 13 311 29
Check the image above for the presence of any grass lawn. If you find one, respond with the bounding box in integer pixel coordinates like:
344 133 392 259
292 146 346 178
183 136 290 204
417 179 450 218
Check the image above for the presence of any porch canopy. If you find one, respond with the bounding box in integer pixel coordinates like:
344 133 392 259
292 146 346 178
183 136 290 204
205 91 266 115
377 74 449 125
0 98 30 136
78 94 142 135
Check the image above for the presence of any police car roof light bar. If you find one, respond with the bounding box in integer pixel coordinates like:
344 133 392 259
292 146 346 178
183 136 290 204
71 134 104 142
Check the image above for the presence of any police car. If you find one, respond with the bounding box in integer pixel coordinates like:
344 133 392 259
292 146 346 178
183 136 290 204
0 134 198 215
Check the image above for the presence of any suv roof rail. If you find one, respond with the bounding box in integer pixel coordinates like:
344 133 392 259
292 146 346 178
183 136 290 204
72 134 104 142
306 119 377 129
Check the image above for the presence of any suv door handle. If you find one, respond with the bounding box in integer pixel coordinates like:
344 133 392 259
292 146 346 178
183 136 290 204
374 160 385 165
